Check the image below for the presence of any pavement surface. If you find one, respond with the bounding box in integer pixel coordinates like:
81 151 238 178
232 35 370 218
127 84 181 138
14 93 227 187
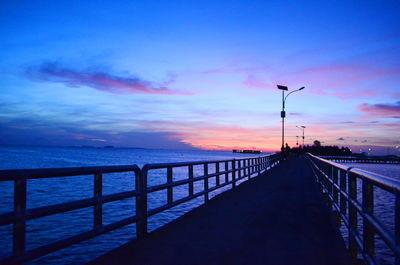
89 156 352 265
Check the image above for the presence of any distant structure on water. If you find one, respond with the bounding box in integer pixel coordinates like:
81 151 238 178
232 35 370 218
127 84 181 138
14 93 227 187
233 149 262 154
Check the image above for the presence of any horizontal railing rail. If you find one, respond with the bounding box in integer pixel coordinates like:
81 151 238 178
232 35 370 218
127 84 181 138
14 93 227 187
320 156 400 164
306 153 400 265
0 153 281 264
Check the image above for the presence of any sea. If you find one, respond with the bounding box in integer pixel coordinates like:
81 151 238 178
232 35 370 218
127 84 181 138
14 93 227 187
0 145 268 265
0 146 399 264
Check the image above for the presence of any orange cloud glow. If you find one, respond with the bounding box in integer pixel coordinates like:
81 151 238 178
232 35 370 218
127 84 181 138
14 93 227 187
141 121 282 151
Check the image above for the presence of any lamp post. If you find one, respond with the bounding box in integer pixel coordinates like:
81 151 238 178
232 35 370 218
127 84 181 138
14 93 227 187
277 85 305 152
296 125 306 146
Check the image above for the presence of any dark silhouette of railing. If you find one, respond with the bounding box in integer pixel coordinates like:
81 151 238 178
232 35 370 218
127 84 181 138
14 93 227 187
321 156 400 164
307 153 400 265
0 153 281 264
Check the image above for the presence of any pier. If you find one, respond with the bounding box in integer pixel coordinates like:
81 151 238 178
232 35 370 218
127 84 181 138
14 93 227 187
0 153 399 264
90 156 351 265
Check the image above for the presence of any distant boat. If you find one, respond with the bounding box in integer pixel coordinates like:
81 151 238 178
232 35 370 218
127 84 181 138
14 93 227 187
103 145 115 149
233 149 262 154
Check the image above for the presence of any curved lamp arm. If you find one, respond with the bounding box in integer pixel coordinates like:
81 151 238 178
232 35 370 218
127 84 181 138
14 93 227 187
284 86 305 103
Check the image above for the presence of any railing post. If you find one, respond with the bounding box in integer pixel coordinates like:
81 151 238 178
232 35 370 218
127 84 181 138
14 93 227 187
333 168 338 204
248 159 251 175
319 161 325 188
241 160 246 177
257 157 261 176
225 161 228 183
362 179 374 257
256 157 259 171
238 160 241 180
348 169 358 262
329 166 335 197
247 159 251 180
331 168 341 226
395 190 400 265
242 160 245 179
244 160 246 178
188 165 194 196
216 162 220 186
340 169 347 215
167 167 173 204
136 167 147 239
261 157 263 170
242 160 245 178
94 171 103 230
13 177 26 258
232 160 236 188
204 163 209 202
324 164 330 198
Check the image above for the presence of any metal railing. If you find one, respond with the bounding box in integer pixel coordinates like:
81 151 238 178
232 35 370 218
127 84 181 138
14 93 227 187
0 153 281 264
0 165 142 264
320 156 400 164
306 153 400 265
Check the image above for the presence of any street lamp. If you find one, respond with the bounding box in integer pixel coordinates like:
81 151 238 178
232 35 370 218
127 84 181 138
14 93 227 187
277 85 305 151
296 125 306 146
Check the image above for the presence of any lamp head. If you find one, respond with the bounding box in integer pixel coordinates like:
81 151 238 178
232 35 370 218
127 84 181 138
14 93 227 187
299 86 305 90
277 85 288 91
301 126 306 128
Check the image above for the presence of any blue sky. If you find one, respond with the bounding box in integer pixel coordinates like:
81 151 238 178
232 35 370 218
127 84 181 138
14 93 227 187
1 0 399 154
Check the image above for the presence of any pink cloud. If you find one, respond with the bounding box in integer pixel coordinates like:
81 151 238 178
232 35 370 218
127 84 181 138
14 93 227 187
358 101 400 118
242 75 274 90
26 62 192 95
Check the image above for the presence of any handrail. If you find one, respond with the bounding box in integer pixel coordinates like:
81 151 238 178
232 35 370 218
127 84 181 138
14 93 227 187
0 153 281 264
320 156 400 164
0 165 140 180
310 155 400 192
306 153 400 265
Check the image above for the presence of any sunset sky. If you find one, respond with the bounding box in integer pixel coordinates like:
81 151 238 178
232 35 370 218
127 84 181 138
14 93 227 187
1 1 399 154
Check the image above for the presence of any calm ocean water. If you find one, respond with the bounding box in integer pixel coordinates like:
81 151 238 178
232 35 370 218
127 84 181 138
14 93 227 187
0 146 268 264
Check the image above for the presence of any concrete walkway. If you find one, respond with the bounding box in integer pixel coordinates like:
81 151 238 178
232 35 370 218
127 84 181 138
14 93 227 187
89 156 352 265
